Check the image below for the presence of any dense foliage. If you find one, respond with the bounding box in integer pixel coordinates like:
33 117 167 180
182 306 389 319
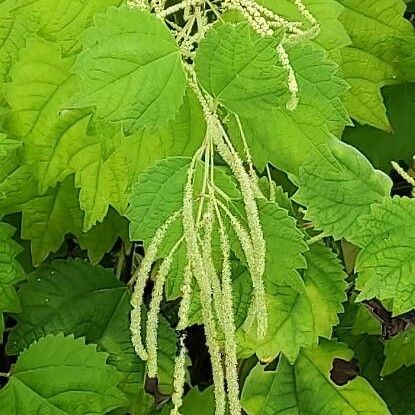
0 0 415 414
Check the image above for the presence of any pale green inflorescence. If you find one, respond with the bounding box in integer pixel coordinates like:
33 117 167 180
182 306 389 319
128 0 319 414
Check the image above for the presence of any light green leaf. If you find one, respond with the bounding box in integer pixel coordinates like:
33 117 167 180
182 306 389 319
257 0 350 54
0 162 39 215
294 140 392 241
260 202 308 292
229 40 349 174
71 124 134 230
70 6 186 133
338 0 415 130
127 157 190 244
0 135 20 157
195 22 288 116
21 176 83 266
238 243 347 363
0 3 38 89
126 89 206 178
15 0 123 55
0 334 127 414
6 260 145 408
382 327 415 376
241 340 390 415
354 196 415 316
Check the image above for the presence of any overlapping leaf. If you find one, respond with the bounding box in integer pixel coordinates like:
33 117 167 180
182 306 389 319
337 0 415 130
20 176 83 266
195 22 288 115
294 140 392 241
353 196 415 316
0 334 127 414
226 41 349 174
70 6 186 133
13 0 123 55
238 243 346 363
6 260 147 405
241 340 390 414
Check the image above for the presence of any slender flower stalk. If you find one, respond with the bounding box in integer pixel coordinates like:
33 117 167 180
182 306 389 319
146 239 183 378
170 335 188 415
182 155 226 415
130 211 180 361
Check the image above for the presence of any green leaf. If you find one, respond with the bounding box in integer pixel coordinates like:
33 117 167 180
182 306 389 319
157 316 180 395
21 176 83 266
126 89 205 177
16 0 123 55
337 0 415 130
181 387 215 415
70 6 186 133
195 22 288 115
294 140 392 241
377 366 415 415
238 243 347 363
0 3 38 89
382 327 415 376
78 208 129 264
127 157 190 244
0 135 20 157
353 196 415 315
257 0 350 54
71 124 135 230
0 162 39 216
343 84 415 173
228 41 349 174
6 260 145 407
0 222 25 341
260 201 308 291
0 334 127 414
241 340 390 415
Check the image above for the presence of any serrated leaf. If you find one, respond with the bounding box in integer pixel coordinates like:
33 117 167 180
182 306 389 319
195 22 288 115
228 40 349 174
0 4 38 89
353 197 415 316
79 208 129 264
337 0 415 130
294 140 392 241
70 6 186 133
126 89 206 177
21 176 83 266
15 0 123 55
382 327 415 376
238 243 346 363
258 0 350 54
241 340 390 415
6 260 145 407
128 157 190 244
0 162 38 215
0 334 127 414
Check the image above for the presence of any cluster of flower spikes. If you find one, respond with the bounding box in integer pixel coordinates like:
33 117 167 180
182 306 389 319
127 1 320 415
